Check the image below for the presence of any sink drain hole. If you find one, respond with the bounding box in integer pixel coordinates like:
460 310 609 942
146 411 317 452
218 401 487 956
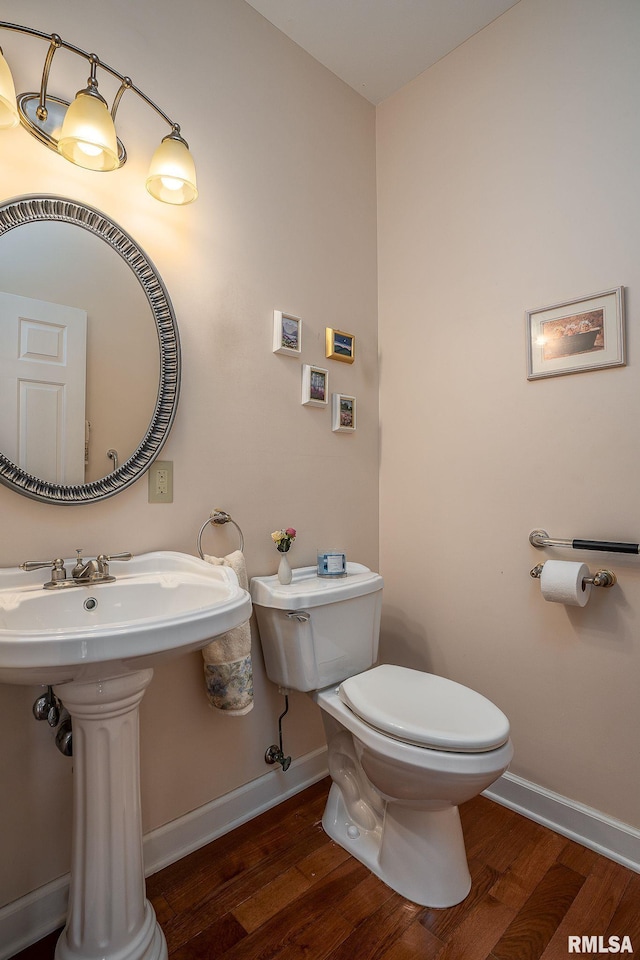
84 597 98 611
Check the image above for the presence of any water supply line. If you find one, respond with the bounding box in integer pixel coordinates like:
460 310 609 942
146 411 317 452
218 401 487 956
265 690 291 771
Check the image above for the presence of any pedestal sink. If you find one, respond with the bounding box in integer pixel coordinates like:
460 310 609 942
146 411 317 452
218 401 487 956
0 551 252 960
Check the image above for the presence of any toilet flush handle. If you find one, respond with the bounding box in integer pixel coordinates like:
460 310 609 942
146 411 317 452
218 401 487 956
286 611 310 623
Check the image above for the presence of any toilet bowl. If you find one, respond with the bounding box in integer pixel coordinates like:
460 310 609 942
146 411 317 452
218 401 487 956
250 563 513 908
316 666 513 906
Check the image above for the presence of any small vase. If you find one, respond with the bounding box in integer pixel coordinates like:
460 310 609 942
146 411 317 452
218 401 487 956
277 551 292 585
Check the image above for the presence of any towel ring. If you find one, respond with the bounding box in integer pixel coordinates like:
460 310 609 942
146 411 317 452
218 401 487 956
197 509 245 559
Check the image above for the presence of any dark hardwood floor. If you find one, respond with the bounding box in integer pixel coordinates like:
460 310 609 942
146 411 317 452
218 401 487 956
10 777 639 960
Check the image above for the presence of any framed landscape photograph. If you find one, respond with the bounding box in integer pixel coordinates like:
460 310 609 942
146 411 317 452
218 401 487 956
332 393 356 432
273 310 302 356
301 364 329 407
526 287 625 380
326 327 355 364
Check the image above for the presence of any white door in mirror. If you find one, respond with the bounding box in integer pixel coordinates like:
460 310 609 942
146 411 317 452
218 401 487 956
0 291 87 483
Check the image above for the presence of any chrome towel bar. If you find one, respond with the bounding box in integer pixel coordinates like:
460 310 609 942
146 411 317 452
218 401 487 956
529 529 639 555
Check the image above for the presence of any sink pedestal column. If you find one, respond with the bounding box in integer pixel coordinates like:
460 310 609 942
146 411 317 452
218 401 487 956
54 669 167 960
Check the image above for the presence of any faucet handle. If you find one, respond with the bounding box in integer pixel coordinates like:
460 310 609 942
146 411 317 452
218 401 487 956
20 558 65 573
96 552 133 576
20 559 53 571
20 558 67 585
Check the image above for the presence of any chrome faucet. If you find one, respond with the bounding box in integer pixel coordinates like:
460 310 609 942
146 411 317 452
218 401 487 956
20 551 133 588
72 550 133 583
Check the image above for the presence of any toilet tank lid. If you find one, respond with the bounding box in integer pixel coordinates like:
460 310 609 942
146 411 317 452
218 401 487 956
250 563 383 609
339 664 511 752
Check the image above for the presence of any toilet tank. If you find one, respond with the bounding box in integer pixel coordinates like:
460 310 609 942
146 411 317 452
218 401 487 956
250 563 383 691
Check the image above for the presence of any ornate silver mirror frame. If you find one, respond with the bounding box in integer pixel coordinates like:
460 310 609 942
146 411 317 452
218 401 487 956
0 195 180 504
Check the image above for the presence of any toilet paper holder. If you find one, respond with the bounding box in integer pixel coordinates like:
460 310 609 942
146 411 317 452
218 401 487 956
530 562 617 588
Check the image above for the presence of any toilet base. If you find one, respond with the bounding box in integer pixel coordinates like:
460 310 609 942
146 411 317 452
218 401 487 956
322 781 472 908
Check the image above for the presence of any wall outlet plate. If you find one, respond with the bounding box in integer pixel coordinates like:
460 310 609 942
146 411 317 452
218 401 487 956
148 460 173 503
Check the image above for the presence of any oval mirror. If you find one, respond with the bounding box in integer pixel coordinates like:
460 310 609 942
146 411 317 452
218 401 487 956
0 195 180 503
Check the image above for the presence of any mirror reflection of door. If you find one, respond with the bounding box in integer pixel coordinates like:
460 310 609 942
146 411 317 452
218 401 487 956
0 291 87 484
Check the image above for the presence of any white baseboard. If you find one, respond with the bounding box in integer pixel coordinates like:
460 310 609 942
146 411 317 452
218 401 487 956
143 746 329 876
0 747 329 960
3 759 639 959
484 771 640 873
0 876 68 960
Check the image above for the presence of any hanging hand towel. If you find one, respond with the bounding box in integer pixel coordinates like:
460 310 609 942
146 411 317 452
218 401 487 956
202 550 254 715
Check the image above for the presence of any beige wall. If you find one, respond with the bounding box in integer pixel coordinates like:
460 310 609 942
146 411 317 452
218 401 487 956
0 0 378 907
378 0 640 828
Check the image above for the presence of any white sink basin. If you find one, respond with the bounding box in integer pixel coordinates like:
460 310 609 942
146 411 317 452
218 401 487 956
0 550 252 684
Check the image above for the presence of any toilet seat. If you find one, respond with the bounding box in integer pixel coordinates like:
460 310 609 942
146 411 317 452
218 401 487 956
339 664 510 753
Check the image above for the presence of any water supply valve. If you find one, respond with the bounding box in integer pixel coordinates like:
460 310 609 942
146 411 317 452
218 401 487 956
265 744 291 771
33 685 61 726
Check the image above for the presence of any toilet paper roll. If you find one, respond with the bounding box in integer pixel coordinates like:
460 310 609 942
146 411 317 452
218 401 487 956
540 560 591 606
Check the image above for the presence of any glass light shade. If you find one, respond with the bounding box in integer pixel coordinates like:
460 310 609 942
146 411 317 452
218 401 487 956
58 90 119 171
146 136 198 205
0 50 19 129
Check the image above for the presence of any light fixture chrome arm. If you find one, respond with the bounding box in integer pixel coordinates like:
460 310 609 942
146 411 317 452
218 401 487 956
36 33 61 122
109 76 175 131
110 77 132 122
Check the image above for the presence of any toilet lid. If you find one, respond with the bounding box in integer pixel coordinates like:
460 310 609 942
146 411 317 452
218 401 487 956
338 664 510 752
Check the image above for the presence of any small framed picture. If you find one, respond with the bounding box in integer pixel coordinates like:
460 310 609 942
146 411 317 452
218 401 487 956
302 364 329 407
332 393 356 432
526 287 625 380
273 310 302 356
326 327 355 364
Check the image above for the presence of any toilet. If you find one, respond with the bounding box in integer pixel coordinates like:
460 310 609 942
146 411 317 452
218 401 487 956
250 562 513 908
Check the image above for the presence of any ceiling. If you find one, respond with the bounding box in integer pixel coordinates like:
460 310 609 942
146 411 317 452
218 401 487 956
244 0 521 104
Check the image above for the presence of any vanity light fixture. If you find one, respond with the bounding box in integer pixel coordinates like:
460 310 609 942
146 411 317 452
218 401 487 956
0 21 198 204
